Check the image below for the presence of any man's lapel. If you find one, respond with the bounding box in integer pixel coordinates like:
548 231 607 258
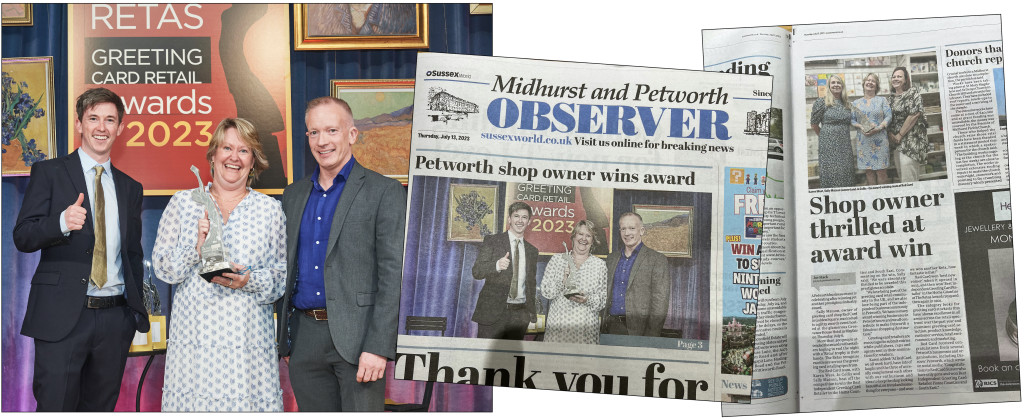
325 161 366 259
285 180 313 257
503 232 514 280
112 164 129 245
62 150 93 232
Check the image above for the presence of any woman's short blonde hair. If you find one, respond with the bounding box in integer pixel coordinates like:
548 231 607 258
862 73 880 95
570 219 601 253
206 118 270 186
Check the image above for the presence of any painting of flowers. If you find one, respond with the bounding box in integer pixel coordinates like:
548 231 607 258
3 57 55 176
448 184 497 242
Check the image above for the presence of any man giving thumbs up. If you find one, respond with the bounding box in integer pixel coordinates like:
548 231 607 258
471 201 539 340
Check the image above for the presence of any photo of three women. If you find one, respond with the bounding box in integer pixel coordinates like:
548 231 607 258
811 66 931 188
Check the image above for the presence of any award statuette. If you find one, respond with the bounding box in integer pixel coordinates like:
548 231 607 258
190 165 234 281
561 241 583 299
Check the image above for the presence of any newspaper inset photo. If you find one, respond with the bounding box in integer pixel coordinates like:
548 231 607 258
394 52 772 401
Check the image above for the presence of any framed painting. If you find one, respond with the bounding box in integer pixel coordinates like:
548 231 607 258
632 204 694 258
331 79 415 183
2 3 32 26
448 184 498 242
470 4 492 15
294 3 428 50
3 57 55 176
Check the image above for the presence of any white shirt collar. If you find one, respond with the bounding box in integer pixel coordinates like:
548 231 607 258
78 149 112 177
507 230 524 244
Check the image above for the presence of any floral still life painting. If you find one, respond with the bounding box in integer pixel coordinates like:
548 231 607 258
448 184 497 242
3 57 55 175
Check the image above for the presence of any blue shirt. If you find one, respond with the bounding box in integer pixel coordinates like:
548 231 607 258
292 158 356 309
609 243 643 316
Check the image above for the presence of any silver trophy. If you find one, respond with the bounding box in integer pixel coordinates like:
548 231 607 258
561 241 583 299
853 107 882 147
142 260 162 315
190 165 233 281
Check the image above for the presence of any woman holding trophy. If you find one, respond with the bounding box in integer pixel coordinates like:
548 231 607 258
540 219 608 344
851 73 892 185
153 118 286 411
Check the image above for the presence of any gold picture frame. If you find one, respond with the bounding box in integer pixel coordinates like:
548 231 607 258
632 204 694 258
1 3 32 26
331 79 415 184
294 4 429 50
469 4 492 15
2 56 56 176
448 184 498 242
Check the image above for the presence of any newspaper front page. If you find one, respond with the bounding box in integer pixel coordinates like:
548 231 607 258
394 52 771 401
706 15 1019 414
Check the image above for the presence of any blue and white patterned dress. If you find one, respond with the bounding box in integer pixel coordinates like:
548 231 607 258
540 253 607 344
154 186 286 412
851 95 892 170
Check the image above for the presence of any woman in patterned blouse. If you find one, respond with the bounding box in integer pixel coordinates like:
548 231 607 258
887 66 929 182
540 219 608 344
153 118 287 411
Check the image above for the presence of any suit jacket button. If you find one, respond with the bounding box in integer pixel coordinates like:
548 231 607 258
81 278 87 284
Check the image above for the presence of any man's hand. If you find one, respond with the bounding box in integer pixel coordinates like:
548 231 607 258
496 251 511 271
65 193 87 231
356 352 387 383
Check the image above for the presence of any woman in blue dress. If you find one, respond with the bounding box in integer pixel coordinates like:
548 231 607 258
851 73 892 185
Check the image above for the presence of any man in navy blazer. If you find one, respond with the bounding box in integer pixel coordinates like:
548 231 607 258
14 88 149 411
471 201 539 340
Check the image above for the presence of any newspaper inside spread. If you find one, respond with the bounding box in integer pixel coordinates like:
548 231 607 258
703 25 799 414
394 52 771 401
706 15 1020 414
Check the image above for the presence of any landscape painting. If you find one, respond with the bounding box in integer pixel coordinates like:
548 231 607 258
331 79 415 183
633 204 693 258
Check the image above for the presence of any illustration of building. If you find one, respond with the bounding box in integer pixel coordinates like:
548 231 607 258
427 87 479 122
744 109 770 135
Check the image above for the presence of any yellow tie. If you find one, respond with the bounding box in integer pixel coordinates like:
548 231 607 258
508 239 520 300
90 166 107 288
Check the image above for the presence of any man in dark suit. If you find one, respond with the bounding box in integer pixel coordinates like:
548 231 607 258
14 88 149 411
602 212 670 337
471 201 538 340
276 97 405 411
